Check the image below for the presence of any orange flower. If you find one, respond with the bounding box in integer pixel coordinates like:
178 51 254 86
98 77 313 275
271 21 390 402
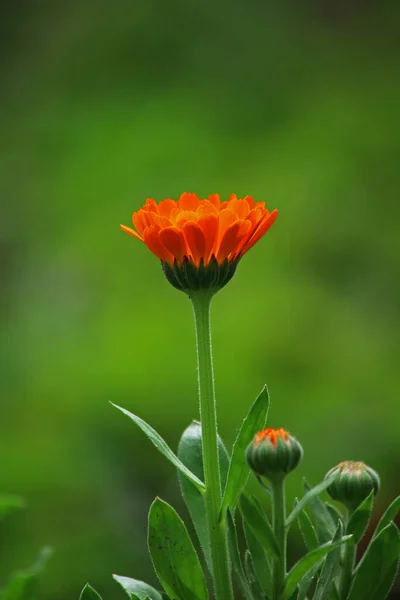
255 428 289 447
121 193 278 267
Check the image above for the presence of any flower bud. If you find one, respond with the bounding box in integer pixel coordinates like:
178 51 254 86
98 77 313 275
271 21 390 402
246 428 303 481
325 461 380 511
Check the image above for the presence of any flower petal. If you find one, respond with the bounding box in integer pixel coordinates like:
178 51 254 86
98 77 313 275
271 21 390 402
178 192 201 211
198 214 219 264
143 226 174 264
158 226 189 262
240 209 278 256
182 222 206 266
120 224 143 241
216 220 251 263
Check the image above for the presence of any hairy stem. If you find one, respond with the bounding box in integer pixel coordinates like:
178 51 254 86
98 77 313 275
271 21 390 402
272 477 286 600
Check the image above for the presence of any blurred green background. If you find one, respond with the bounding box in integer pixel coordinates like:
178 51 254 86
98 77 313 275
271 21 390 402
1 0 399 598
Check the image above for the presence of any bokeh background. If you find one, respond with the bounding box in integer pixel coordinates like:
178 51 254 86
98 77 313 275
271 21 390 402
1 0 399 598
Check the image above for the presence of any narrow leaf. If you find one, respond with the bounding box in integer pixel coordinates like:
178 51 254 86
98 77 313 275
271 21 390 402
0 494 26 520
243 520 273 599
296 501 318 551
284 536 352 599
297 560 322 600
348 522 400 600
113 575 163 600
148 498 208 600
2 547 52 600
244 550 266 600
79 584 103 600
373 495 400 538
177 420 229 572
240 493 280 558
302 479 336 543
286 478 335 529
220 385 270 519
111 403 205 491
347 491 374 544
226 510 253 600
313 523 343 600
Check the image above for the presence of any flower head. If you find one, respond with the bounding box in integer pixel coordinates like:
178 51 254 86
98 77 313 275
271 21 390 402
246 427 303 481
121 193 277 293
325 461 380 511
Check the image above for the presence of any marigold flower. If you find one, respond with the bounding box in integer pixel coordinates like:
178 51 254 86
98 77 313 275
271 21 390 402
325 461 380 511
121 193 277 293
246 427 303 481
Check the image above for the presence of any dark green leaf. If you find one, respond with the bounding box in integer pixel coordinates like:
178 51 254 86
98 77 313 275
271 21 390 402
177 420 229 571
326 504 343 527
243 520 273 598
295 501 318 551
240 494 280 558
284 536 352 599
111 403 205 492
313 523 343 600
0 494 25 520
113 575 163 600
347 491 374 544
348 522 400 600
220 386 270 519
244 550 266 600
148 498 208 600
79 584 103 600
302 479 336 543
2 547 52 600
286 478 335 530
297 560 321 600
373 495 400 539
226 510 253 600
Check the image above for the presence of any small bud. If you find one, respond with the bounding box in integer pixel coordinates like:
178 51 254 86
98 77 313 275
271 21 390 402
246 428 303 482
325 461 380 511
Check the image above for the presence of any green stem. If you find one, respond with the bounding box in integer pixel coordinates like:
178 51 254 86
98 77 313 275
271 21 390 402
190 291 234 600
272 477 286 600
340 510 356 600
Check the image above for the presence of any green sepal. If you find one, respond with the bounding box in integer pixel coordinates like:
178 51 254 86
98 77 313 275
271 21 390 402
244 550 266 600
347 522 400 600
302 479 336 543
313 522 344 600
286 477 335 530
347 491 374 544
373 495 400 539
111 403 205 492
243 520 273 599
295 500 318 551
161 256 238 294
177 420 230 572
0 494 25 520
113 575 163 600
283 535 352 599
79 584 103 600
226 509 253 600
147 497 208 600
219 385 270 520
240 493 280 558
1 547 52 600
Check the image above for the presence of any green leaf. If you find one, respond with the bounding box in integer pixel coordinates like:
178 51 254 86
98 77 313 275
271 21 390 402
244 550 266 600
313 523 343 600
113 575 163 600
373 495 400 538
1 547 52 600
0 494 25 520
286 478 335 529
111 403 205 492
347 491 374 544
296 502 318 551
219 385 270 519
226 509 253 600
148 498 208 600
283 536 352 599
243 520 273 599
297 560 321 600
302 479 336 543
348 522 400 600
240 493 280 558
79 584 103 600
177 420 229 571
